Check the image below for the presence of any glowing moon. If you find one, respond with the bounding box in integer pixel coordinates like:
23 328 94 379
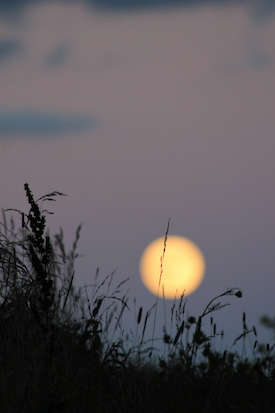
139 236 205 299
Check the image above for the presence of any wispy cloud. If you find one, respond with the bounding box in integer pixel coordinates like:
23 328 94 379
91 0 275 17
1 0 275 22
218 52 273 74
0 39 24 62
91 0 235 11
0 109 97 137
0 0 273 16
248 0 275 23
44 43 71 67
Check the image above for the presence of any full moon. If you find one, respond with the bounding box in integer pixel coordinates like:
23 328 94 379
139 236 205 299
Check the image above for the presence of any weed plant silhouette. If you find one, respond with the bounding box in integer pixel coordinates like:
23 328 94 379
0 184 274 413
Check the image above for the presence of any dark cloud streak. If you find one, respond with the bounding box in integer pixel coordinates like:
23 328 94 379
0 39 24 61
91 0 239 11
1 0 275 23
1 0 273 15
0 110 97 137
0 0 36 15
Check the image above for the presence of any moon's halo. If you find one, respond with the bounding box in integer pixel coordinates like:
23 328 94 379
139 236 205 299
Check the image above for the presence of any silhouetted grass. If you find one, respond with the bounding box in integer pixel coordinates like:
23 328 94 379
0 184 274 412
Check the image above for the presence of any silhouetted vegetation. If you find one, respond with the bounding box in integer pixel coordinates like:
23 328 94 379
0 184 274 412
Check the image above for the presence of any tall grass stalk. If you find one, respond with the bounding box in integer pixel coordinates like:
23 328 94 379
150 217 170 358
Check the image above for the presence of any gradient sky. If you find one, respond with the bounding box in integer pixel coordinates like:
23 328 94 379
1 0 275 355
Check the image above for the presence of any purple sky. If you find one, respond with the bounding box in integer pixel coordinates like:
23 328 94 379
1 0 275 355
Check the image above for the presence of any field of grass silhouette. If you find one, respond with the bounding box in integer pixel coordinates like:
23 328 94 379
0 184 274 412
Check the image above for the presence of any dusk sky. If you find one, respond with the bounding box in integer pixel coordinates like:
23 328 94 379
1 0 275 355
